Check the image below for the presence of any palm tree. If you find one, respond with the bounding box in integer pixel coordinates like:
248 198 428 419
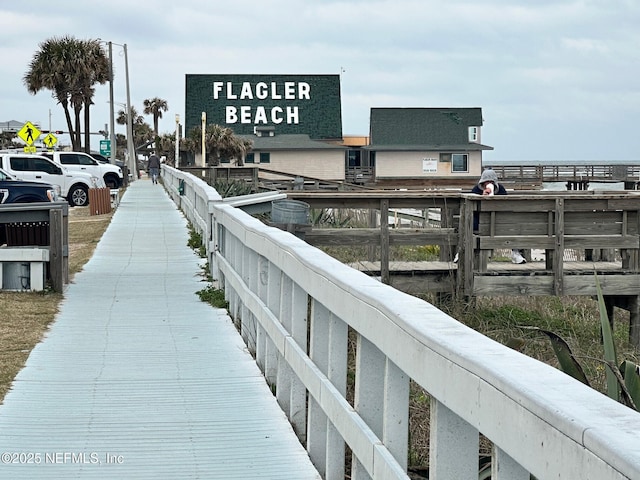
23 36 109 152
185 124 252 166
78 40 110 153
143 97 169 138
117 106 154 155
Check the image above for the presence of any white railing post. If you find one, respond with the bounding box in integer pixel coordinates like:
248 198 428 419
289 281 309 442
493 446 529 480
352 334 385 480
429 398 478 480
307 299 330 477
276 275 294 417
263 261 281 386
276 277 310 444
307 299 348 479
326 313 347 480
383 358 409 471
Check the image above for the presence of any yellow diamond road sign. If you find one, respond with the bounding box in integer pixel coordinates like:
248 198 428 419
17 121 41 146
43 133 58 149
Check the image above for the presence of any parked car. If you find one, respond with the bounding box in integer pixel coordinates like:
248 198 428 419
0 153 103 206
0 167 59 204
41 151 124 188
90 152 126 170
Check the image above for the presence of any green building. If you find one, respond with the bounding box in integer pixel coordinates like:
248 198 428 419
185 74 343 140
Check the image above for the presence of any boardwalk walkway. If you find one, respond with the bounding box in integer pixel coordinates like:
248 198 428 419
0 179 320 479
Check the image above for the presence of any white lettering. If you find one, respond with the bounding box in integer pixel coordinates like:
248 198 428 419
284 82 296 100
226 106 301 124
256 82 268 100
226 106 238 123
214 81 312 101
226 82 237 99
240 82 253 100
254 106 268 124
271 106 283 124
240 106 252 123
286 106 299 124
271 82 282 100
299 82 310 100
213 82 224 100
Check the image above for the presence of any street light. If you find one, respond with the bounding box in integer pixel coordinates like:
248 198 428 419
122 44 135 181
99 40 116 165
100 40 135 181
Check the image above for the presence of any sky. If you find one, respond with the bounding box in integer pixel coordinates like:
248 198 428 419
1 0 639 162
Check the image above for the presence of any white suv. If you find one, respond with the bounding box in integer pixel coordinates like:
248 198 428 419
41 151 124 188
0 153 103 206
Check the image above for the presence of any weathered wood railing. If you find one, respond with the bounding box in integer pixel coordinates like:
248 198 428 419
458 192 640 344
163 165 640 480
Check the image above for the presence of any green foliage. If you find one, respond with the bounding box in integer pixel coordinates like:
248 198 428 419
621 360 640 409
520 327 590 386
519 274 640 411
594 273 620 401
310 208 352 227
196 284 228 309
213 179 254 198
186 224 206 258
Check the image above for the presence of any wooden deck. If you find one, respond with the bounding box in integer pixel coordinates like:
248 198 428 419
285 190 640 345
350 260 631 296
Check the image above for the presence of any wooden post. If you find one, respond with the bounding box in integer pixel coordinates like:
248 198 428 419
380 199 390 285
49 208 63 293
553 198 564 295
367 208 377 262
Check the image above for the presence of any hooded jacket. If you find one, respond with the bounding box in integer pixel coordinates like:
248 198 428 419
471 169 507 195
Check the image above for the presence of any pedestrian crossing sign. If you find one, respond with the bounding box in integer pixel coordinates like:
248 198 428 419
43 133 58 149
17 121 41 146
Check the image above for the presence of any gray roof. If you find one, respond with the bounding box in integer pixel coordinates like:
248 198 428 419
0 120 31 133
363 143 494 152
369 107 493 151
240 134 346 151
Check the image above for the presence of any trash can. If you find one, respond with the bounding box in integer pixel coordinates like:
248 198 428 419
271 199 310 225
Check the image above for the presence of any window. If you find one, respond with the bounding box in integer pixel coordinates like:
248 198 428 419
77 154 96 165
245 153 255 164
259 152 270 164
9 157 29 171
347 149 361 167
220 157 231 164
451 153 468 173
468 126 479 142
33 158 58 174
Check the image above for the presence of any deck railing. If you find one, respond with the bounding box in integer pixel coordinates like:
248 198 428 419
162 165 640 480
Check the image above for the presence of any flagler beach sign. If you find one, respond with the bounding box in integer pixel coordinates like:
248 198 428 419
185 74 342 139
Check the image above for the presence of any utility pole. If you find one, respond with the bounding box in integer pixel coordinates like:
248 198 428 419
108 42 116 165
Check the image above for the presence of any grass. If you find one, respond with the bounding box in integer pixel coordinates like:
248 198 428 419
0 205 114 402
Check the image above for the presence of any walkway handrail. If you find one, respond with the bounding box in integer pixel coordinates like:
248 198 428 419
163 166 640 480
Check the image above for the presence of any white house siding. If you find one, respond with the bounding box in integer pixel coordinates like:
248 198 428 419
257 150 345 181
375 151 484 180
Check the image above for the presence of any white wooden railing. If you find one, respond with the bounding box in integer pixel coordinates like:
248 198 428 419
162 165 640 480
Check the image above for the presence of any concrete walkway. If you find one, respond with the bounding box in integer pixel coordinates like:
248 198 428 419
0 179 320 479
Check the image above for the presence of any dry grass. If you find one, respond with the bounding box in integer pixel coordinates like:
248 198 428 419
0 205 114 401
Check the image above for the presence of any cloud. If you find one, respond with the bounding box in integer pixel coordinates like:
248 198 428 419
1 0 639 160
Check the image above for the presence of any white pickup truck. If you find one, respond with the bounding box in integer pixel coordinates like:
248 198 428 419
41 151 124 188
0 153 104 206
